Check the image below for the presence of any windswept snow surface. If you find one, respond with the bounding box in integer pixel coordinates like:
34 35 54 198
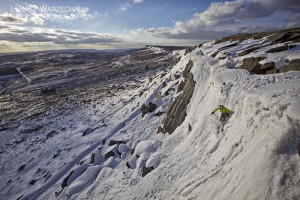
1 42 300 200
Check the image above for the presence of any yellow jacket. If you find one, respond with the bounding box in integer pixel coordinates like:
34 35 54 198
212 106 231 114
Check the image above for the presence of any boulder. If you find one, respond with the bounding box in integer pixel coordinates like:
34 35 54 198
239 57 267 74
265 45 288 53
82 128 94 136
61 170 74 188
29 180 36 185
280 59 300 72
174 74 180 80
141 104 150 114
18 164 26 172
108 140 126 146
104 151 115 159
165 88 176 96
162 82 167 88
142 166 154 177
148 102 157 112
154 111 165 117
46 130 58 139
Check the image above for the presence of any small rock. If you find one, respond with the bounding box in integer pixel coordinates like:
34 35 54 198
108 140 126 146
29 180 36 185
266 45 288 53
142 166 154 177
154 112 165 117
61 170 74 188
18 164 26 172
104 151 115 159
126 161 131 169
46 130 58 139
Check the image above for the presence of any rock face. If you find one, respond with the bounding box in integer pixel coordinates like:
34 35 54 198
239 57 265 73
280 59 300 72
265 45 288 53
161 61 195 134
267 32 300 44
239 57 276 74
218 42 237 51
238 46 261 56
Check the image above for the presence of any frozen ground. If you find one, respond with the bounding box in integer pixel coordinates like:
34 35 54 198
0 36 300 200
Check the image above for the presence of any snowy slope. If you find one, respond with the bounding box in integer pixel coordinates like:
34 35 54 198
1 37 300 200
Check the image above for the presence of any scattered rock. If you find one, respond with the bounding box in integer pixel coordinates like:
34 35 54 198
154 111 165 117
280 59 300 72
82 128 94 136
174 74 180 80
90 153 95 164
29 179 36 185
18 164 26 172
104 151 115 159
142 166 154 177
61 170 74 188
265 45 288 53
157 126 165 134
148 102 157 112
108 140 126 146
46 130 58 139
141 102 157 116
126 161 131 169
165 88 176 96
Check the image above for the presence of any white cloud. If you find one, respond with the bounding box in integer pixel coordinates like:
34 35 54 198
119 0 144 11
135 0 300 40
131 0 143 4
0 26 123 45
120 3 131 11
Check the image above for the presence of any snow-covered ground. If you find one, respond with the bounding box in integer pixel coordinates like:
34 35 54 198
1 36 300 200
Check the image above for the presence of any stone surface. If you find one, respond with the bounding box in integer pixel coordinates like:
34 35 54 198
238 46 261 56
265 45 288 53
177 81 185 93
280 59 300 72
239 57 266 73
108 140 126 146
142 166 154 177
161 61 195 134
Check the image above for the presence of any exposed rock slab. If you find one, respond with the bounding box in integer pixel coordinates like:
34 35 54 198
161 61 195 134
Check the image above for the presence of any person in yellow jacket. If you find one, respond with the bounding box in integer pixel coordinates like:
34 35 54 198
211 105 232 123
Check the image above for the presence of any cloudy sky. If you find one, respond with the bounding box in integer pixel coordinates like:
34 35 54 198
0 0 299 52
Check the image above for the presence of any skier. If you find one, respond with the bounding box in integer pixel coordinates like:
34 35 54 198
211 105 232 131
